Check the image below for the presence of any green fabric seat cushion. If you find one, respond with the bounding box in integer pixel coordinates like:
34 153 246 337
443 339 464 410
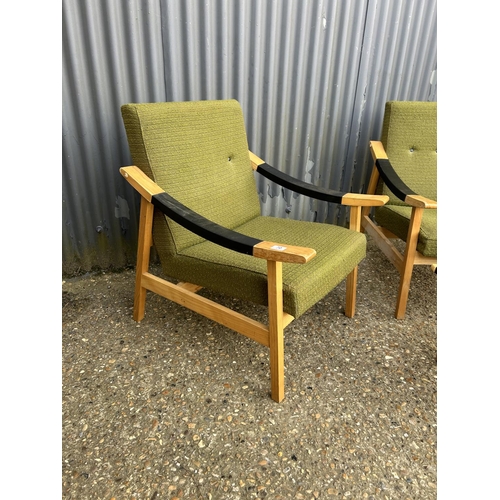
374 205 437 257
153 215 366 318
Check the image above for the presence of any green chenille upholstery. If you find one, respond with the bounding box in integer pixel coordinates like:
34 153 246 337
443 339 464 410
121 99 366 318
374 101 437 257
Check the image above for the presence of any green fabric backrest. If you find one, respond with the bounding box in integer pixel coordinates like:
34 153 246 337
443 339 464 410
379 101 437 205
121 100 261 252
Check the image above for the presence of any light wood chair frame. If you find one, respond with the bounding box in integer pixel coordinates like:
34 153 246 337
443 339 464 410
121 151 388 402
361 141 437 319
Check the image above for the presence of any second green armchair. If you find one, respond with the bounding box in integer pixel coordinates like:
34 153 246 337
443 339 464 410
362 101 437 319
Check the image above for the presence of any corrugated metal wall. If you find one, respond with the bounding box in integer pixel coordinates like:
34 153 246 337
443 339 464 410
62 0 437 276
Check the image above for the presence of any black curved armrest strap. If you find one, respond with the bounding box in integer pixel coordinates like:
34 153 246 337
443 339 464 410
375 159 436 209
255 162 388 207
152 192 261 255
256 163 344 204
375 159 415 202
151 192 315 263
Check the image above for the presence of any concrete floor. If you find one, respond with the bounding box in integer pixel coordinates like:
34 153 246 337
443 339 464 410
62 237 437 499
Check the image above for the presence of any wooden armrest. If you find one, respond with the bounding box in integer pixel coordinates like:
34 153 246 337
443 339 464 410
341 193 389 206
405 194 437 209
369 140 388 161
121 166 315 264
120 166 163 201
250 151 388 207
249 151 265 170
253 241 316 264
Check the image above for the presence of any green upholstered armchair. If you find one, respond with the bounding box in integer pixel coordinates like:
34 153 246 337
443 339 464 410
120 99 388 402
362 101 437 319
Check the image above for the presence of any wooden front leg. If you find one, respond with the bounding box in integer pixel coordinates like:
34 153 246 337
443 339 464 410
395 206 424 319
345 205 362 317
267 260 285 402
133 197 154 322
